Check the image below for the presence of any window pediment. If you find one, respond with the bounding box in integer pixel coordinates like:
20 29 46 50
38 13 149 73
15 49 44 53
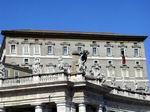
60 42 70 46
118 42 127 48
21 39 30 44
45 41 55 45
134 65 143 69
132 43 141 48
75 42 85 46
104 42 114 47
120 65 129 69
90 43 99 47
8 40 19 44
106 65 115 68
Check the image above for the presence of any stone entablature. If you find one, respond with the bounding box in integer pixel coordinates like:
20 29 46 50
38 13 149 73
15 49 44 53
0 72 150 112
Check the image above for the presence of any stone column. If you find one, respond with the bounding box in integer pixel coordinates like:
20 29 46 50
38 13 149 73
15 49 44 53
70 103 76 112
56 103 70 112
98 105 103 112
79 103 86 112
35 105 43 112
0 108 5 112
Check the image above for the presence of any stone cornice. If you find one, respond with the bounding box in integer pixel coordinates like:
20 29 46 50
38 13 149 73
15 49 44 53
1 30 147 41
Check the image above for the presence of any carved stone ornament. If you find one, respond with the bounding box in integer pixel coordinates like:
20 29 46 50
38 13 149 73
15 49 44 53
0 62 6 78
32 58 41 74
90 63 101 77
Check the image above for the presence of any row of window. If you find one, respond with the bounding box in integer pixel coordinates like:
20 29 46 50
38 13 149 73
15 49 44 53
10 44 140 57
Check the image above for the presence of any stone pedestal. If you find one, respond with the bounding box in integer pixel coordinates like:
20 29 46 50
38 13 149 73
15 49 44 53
35 105 42 112
57 103 70 112
79 103 86 112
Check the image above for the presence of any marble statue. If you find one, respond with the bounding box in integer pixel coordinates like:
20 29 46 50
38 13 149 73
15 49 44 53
58 56 64 71
110 77 116 87
32 58 41 74
78 50 89 72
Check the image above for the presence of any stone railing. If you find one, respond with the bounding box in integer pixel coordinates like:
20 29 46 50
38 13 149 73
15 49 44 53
0 72 68 87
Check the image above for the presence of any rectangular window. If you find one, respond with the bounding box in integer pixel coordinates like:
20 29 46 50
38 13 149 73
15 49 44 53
135 69 142 77
14 71 19 78
48 46 53 55
24 58 29 65
34 45 40 55
62 46 68 55
10 44 16 54
92 47 97 55
121 48 125 56
77 47 82 53
134 48 139 57
107 47 112 56
23 44 29 55
107 68 115 77
121 68 129 77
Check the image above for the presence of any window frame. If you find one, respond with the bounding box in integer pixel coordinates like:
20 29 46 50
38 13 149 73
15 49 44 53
10 44 17 54
92 47 97 56
33 44 41 55
121 68 129 77
134 48 140 57
107 67 115 77
23 58 29 65
62 46 69 56
22 44 30 55
47 45 53 55
120 47 126 56
106 47 112 57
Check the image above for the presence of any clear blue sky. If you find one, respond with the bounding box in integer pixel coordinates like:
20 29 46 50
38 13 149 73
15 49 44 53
0 0 150 80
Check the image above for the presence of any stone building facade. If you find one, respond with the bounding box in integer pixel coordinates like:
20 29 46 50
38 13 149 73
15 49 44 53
0 29 149 112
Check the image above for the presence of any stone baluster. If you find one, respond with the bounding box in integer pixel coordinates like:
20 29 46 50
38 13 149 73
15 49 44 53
78 103 86 112
97 105 103 112
56 102 70 112
33 75 40 83
35 105 43 112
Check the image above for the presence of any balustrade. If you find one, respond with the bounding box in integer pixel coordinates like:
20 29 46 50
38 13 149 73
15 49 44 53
1 73 68 87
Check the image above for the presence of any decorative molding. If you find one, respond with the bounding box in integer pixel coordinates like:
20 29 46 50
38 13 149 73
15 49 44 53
120 64 129 69
132 43 141 48
118 43 127 48
60 42 70 46
5 55 146 60
106 64 115 68
8 40 19 44
104 42 114 47
45 41 55 45
90 43 99 47
75 42 85 46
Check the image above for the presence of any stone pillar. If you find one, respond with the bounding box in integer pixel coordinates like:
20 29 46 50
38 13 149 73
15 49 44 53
79 103 86 112
56 103 70 112
35 105 42 112
70 103 76 112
